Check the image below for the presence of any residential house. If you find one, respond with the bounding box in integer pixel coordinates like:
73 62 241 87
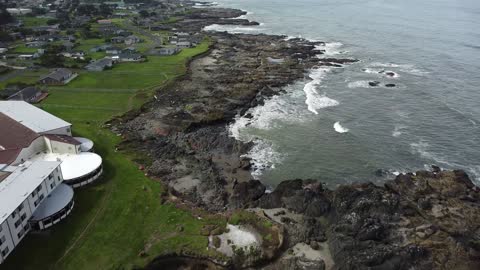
38 68 78 85
6 87 48 103
85 58 113 71
60 51 84 60
155 47 179 56
90 44 111 53
106 46 122 55
26 41 47 48
118 53 142 62
97 19 112 25
124 35 141 45
111 36 125 44
176 41 192 49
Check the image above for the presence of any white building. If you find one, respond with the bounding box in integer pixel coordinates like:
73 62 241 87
0 101 102 264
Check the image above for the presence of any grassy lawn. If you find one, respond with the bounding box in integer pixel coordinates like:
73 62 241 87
2 40 222 270
0 69 49 89
74 38 108 60
12 45 39 54
61 40 210 91
18 16 50 27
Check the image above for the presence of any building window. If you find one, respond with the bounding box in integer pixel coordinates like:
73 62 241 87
1 246 9 257
0 235 5 245
50 182 56 189
39 194 44 201
14 219 21 229
11 212 16 219
20 213 27 222
36 185 42 192
17 203 24 212
17 229 24 239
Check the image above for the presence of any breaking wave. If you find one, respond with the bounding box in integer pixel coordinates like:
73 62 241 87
334 122 349 133
203 24 264 34
241 139 284 180
304 68 339 114
369 62 428 76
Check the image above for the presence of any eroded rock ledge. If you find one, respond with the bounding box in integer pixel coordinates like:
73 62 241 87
111 5 480 270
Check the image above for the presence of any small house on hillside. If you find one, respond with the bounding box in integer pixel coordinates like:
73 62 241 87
106 46 122 55
85 58 113 71
6 87 48 103
97 19 112 25
124 35 141 45
111 36 125 43
39 68 78 85
118 53 142 62
176 41 192 49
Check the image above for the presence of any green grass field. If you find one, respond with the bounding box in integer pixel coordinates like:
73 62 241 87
2 40 224 270
17 16 50 27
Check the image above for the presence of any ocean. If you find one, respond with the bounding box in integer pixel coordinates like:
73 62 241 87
203 0 480 188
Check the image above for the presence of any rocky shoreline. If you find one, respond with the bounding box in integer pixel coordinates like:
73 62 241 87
111 3 480 269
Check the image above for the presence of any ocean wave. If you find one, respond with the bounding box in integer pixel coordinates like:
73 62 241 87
334 122 349 133
313 42 347 56
241 139 284 179
362 68 400 78
410 141 455 167
304 68 339 114
392 124 407 137
369 62 428 76
203 24 264 34
347 80 372 88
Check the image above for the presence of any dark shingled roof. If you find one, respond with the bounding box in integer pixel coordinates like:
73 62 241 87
44 134 81 145
0 113 39 164
39 68 74 82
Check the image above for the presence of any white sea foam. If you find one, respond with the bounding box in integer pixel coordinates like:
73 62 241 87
410 141 455 167
363 68 400 78
347 80 372 88
392 124 407 137
203 24 264 34
334 122 349 133
369 62 428 76
304 68 339 114
242 139 284 179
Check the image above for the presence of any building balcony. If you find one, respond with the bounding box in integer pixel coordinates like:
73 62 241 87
30 183 74 230
74 137 94 152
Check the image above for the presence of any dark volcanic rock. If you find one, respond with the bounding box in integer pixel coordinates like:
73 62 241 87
230 180 266 208
113 31 335 211
258 180 331 217
369 81 381 87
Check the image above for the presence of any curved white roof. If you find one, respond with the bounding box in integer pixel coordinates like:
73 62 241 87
74 137 94 152
31 183 73 221
60 152 102 180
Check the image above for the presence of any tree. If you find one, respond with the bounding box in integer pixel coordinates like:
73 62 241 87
39 44 66 67
76 4 96 16
139 10 150 18
47 19 60 25
99 4 113 17
0 3 14 25
39 53 65 67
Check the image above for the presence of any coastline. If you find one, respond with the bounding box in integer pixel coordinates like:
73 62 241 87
111 2 480 269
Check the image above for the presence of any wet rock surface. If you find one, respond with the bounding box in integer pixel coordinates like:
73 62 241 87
114 4 480 270
113 30 339 211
